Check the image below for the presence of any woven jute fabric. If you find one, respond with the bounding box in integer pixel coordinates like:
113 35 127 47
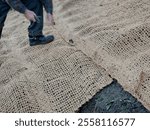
54 0 150 110
0 11 112 112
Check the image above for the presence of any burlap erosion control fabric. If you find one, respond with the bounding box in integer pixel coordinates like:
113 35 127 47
54 0 150 110
0 11 112 112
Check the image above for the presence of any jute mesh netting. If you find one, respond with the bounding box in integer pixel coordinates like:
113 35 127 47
1 0 150 112
0 11 112 112
54 0 150 110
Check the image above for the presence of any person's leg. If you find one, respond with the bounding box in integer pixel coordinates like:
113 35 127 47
0 27 2 39
0 0 11 39
23 0 54 46
23 0 43 36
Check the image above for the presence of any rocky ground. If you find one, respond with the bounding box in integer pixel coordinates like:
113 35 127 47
79 80 149 113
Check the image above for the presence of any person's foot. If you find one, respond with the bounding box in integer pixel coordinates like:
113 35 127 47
29 35 54 46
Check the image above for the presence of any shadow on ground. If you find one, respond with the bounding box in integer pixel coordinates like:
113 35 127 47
78 80 150 113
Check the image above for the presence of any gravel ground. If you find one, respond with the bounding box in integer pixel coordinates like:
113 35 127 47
78 80 149 113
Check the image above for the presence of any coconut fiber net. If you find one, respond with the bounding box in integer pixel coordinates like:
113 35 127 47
1 0 150 112
54 0 150 110
0 10 112 112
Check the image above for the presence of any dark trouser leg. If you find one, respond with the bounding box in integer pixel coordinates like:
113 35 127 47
23 0 43 37
0 27 2 39
22 0 54 46
0 0 10 39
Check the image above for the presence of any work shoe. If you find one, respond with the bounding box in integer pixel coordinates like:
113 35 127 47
29 35 54 46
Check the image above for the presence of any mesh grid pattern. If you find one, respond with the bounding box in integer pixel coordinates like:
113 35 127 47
54 0 150 110
0 10 112 112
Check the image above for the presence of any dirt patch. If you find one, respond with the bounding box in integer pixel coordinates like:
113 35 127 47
79 80 149 113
